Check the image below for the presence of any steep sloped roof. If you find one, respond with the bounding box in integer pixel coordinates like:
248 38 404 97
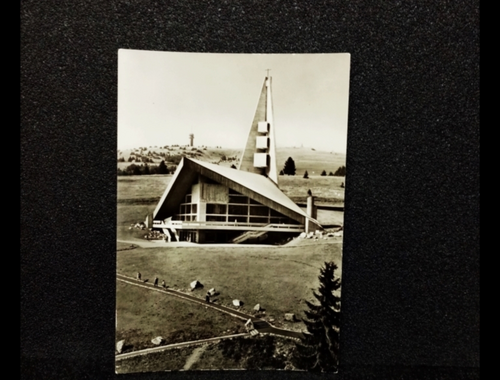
153 157 321 228
190 158 307 218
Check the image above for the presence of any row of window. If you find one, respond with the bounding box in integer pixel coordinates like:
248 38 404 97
180 203 198 214
177 190 298 225
175 215 197 221
173 214 297 224
207 204 273 216
179 203 285 217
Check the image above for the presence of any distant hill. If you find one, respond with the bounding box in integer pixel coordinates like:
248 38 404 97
117 145 346 174
276 147 346 176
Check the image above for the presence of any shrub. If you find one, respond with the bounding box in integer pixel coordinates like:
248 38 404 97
333 166 346 176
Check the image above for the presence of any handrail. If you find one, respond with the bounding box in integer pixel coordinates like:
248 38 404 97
153 220 303 230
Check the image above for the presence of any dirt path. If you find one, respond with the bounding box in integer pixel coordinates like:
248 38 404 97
117 239 172 248
117 239 276 249
182 345 208 370
115 333 248 361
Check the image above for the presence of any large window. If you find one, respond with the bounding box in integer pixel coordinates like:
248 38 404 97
206 204 226 214
174 190 300 226
229 195 248 204
228 205 248 215
175 193 197 222
250 205 269 216
206 203 227 222
206 215 226 222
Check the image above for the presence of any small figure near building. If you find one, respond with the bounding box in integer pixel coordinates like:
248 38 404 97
154 277 158 287
137 272 141 281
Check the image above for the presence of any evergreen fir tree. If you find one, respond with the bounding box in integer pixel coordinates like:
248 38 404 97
293 262 341 372
333 165 346 176
158 160 169 174
283 157 296 175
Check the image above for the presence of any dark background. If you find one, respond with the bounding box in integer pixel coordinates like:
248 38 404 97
21 1 479 379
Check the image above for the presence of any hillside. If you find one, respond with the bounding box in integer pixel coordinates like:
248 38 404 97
118 145 346 175
276 147 346 176
118 145 241 170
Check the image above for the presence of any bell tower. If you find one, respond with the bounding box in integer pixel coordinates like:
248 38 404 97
238 72 278 186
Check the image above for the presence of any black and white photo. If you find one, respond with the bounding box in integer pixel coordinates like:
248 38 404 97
116 50 350 373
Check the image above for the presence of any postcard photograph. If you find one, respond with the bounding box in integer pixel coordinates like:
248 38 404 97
116 50 350 373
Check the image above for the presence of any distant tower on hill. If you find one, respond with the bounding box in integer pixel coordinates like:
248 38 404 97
189 133 194 147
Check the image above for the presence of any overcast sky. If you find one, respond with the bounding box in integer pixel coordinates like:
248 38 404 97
118 50 350 153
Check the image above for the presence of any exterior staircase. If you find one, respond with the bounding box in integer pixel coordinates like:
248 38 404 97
231 230 269 244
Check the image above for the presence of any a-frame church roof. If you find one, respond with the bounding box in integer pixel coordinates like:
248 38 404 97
153 157 319 226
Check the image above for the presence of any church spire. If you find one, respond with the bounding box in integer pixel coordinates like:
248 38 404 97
238 73 279 186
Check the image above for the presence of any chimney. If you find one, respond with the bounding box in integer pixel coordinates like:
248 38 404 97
306 195 317 220
305 195 318 234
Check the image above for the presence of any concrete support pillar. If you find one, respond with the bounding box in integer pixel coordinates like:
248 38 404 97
306 196 317 220
305 196 318 234
198 202 206 222
162 228 172 242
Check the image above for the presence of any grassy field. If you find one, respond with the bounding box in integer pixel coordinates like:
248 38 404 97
276 147 346 176
116 346 195 373
117 238 342 332
279 175 345 203
117 175 171 200
191 335 296 370
116 335 297 372
116 281 245 353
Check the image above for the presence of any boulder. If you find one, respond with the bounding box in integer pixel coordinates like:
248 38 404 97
232 299 242 307
190 280 202 290
299 232 306 239
151 336 164 345
284 313 296 322
116 340 125 354
208 288 216 296
253 303 261 311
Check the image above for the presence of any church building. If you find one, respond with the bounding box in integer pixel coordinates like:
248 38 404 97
152 75 322 244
